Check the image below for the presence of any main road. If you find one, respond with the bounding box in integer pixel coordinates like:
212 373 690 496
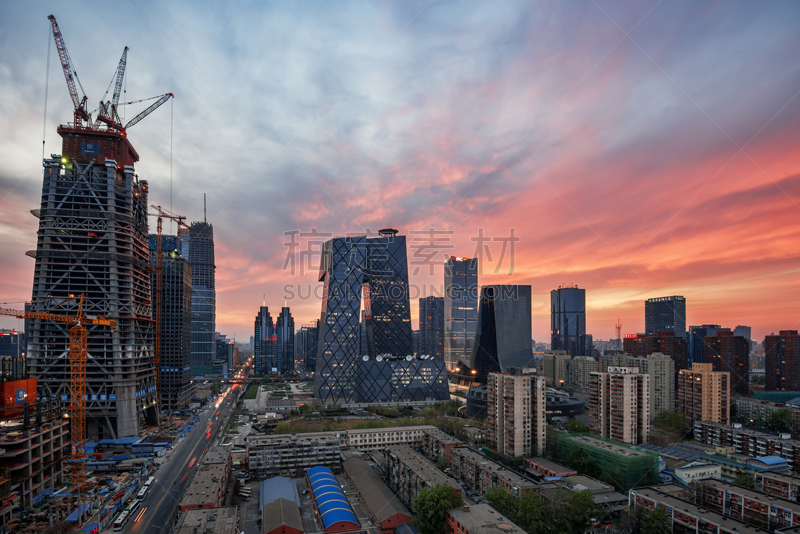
124 385 239 534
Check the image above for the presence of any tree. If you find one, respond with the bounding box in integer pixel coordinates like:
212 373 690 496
767 408 793 433
412 484 464 534
485 487 520 519
210 383 221 395
567 419 589 433
642 505 672 534
733 471 755 489
566 448 601 479
653 411 690 435
437 456 446 471
750 374 765 385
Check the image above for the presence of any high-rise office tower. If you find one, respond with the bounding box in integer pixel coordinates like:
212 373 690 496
487 370 546 458
623 332 687 386
704 331 749 397
469 285 535 383
444 257 478 370
551 286 586 356
677 363 729 423
687 325 729 364
149 235 194 410
314 230 448 403
412 330 421 355
765 331 800 391
186 218 216 371
645 296 686 336
419 296 444 360
28 145 158 438
253 307 274 376
734 326 752 341
297 321 319 372
589 367 650 445
275 307 295 375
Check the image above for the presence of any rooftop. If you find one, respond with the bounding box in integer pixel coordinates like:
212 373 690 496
260 476 300 508
204 446 231 465
343 457 411 524
695 479 800 510
176 507 238 534
261 498 303 534
454 449 536 488
751 456 788 466
387 446 460 489
347 425 436 436
247 432 342 446
447 503 526 534
422 428 462 444
180 462 227 508
563 435 648 457
525 457 576 475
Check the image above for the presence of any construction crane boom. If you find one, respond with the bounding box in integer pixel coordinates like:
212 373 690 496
0 294 115 493
110 46 129 122
125 93 173 130
48 15 89 125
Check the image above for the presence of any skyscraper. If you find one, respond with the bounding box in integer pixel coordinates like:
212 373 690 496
297 321 319 372
419 296 444 360
765 330 800 391
275 307 295 375
623 332 687 386
487 370 546 458
550 286 586 357
589 367 650 445
314 230 448 403
704 331 749 397
253 307 274 376
688 325 728 364
444 257 478 370
28 150 157 438
469 285 535 383
186 220 216 371
645 296 686 336
149 234 194 410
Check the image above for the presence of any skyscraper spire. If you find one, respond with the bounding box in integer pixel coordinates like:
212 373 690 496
204 193 207 222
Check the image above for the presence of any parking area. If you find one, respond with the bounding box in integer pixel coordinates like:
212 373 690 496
238 477 261 534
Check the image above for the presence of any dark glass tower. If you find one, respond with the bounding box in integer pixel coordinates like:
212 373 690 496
419 296 444 360
313 230 448 403
645 296 686 336
704 332 750 397
551 286 586 356
276 307 295 375
186 221 216 371
444 257 478 370
253 306 274 376
297 321 319 372
765 330 800 391
149 235 194 410
688 325 728 364
470 285 535 383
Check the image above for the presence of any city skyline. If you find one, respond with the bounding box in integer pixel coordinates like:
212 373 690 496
1 2 799 343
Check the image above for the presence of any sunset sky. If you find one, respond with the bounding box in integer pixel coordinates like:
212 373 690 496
1 1 798 343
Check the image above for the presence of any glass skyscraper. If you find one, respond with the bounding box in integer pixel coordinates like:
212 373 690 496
186 221 216 371
253 306 275 376
444 257 478 370
551 286 586 357
297 320 319 372
645 296 686 337
275 307 295 375
419 296 444 360
313 230 449 403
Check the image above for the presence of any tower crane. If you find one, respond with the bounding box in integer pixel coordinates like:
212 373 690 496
48 14 173 132
0 294 116 492
149 206 189 408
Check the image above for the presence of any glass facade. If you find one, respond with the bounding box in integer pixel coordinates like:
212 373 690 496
419 296 444 360
297 321 319 372
645 296 686 336
551 286 586 357
313 232 449 403
253 307 275 376
186 222 216 370
444 257 478 370
276 307 295 375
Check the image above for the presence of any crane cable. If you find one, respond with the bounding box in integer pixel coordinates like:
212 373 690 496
42 21 51 160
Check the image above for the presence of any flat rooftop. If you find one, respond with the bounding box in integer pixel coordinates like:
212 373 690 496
387 446 459 489
453 448 536 488
422 428 462 444
525 457 575 474
204 446 230 465
247 432 342 446
347 425 436 436
695 479 800 510
176 507 237 534
565 435 649 457
448 503 526 534
180 463 228 508
343 457 411 524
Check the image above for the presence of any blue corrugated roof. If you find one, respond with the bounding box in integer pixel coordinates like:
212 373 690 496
98 437 143 445
307 466 360 530
752 456 787 465
260 476 300 508
65 503 91 522
82 522 99 532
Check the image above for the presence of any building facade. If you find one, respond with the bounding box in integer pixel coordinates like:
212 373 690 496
589 367 650 445
623 331 687 386
382 445 461 510
419 296 444 360
644 295 686 336
296 321 319 372
444 257 478 371
543 350 571 388
246 432 341 476
275 307 295 375
704 331 749 396
688 324 729 365
28 146 158 438
550 286 586 357
487 371 546 458
566 356 598 392
149 234 194 410
677 363 730 423
766 330 800 391
186 221 216 371
600 352 675 420
253 306 274 376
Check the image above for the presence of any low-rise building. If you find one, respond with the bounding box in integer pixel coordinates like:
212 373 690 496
383 445 461 509
523 457 576 478
459 425 486 447
421 428 462 467
262 498 303 534
445 503 526 534
692 478 800 531
343 457 413 534
246 432 341 476
755 471 800 502
345 425 435 451
673 461 722 485
176 507 238 534
735 397 785 427
694 421 800 473
450 447 537 497
180 447 231 512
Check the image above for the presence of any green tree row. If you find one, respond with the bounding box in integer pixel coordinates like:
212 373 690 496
484 486 596 534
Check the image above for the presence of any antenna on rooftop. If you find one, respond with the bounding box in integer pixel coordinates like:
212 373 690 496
204 193 207 222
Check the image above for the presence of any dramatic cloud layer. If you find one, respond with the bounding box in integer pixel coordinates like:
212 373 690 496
1 0 799 342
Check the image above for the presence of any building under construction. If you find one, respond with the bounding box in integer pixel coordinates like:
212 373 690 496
26 16 167 439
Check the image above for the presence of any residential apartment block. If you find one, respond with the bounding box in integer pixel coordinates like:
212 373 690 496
677 363 730 423
755 471 800 502
600 352 674 420
246 432 341 476
382 445 461 509
691 479 800 531
180 446 231 512
450 446 537 497
566 356 598 392
543 351 570 388
420 428 462 467
345 425 435 451
487 371 546 458
694 421 800 473
589 367 650 445
446 503 526 534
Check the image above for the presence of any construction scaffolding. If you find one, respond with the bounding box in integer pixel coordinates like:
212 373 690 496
555 433 659 493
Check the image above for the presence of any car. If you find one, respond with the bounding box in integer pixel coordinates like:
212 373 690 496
302 489 308 495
